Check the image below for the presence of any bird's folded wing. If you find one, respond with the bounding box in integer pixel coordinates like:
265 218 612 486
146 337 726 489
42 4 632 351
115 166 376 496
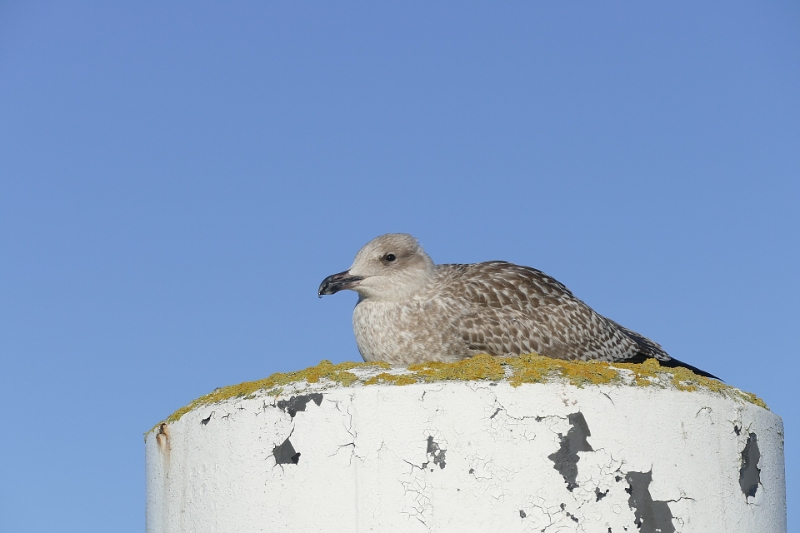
437 262 642 361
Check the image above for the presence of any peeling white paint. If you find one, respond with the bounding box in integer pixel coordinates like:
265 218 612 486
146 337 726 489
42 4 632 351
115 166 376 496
146 381 785 532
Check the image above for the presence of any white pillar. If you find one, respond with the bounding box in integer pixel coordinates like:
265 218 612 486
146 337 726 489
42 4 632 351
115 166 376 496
145 358 786 532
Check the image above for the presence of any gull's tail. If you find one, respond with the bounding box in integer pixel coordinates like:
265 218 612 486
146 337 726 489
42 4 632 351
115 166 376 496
609 319 721 381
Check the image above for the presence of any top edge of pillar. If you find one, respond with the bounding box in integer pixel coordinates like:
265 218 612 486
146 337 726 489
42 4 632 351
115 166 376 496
149 355 768 434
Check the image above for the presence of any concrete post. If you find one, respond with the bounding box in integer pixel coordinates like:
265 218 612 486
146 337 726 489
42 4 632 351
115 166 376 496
145 356 785 532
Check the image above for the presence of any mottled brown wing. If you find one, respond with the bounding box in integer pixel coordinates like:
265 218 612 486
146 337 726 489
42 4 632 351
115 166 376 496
436 262 642 361
605 318 670 361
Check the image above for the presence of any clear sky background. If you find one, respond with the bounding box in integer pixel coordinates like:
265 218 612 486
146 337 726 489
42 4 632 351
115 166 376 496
1 2 798 531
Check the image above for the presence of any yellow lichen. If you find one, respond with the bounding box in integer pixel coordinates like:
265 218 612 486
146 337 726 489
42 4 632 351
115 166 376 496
506 354 620 388
407 353 506 382
150 359 389 433
364 372 418 386
150 355 767 433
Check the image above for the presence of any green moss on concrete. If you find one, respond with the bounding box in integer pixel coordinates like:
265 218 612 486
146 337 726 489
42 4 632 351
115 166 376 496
150 354 767 433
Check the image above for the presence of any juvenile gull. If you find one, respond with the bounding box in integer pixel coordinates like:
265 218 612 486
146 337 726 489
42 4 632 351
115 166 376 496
318 233 716 378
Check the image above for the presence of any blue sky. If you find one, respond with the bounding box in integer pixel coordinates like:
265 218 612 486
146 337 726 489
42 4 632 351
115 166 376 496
1 2 798 531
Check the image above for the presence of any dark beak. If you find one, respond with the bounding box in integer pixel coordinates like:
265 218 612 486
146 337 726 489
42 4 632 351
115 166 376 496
318 270 364 297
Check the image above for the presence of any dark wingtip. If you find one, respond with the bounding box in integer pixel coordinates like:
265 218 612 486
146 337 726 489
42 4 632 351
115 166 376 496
623 354 721 381
660 357 722 381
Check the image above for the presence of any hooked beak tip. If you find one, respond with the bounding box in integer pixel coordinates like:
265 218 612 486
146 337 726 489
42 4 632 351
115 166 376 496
318 270 363 297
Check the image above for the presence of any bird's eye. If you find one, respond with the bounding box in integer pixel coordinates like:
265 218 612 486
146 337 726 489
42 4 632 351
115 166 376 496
385 253 396 262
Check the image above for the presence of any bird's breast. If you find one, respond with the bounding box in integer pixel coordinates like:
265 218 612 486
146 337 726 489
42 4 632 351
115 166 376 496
352 298 462 364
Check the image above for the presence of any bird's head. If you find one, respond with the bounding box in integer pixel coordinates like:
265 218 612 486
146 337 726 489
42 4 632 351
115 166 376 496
318 233 435 301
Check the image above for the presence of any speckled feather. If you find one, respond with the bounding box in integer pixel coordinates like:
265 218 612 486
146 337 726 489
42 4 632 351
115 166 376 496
321 234 677 368
353 261 667 364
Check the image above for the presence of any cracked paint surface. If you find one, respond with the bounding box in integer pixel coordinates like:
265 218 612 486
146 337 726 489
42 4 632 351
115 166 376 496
625 471 675 533
276 393 323 418
273 436 301 465
426 436 447 470
548 412 593 491
739 433 761 498
146 379 786 533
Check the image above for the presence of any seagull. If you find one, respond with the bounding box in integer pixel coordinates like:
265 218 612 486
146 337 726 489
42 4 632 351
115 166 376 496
318 233 717 379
